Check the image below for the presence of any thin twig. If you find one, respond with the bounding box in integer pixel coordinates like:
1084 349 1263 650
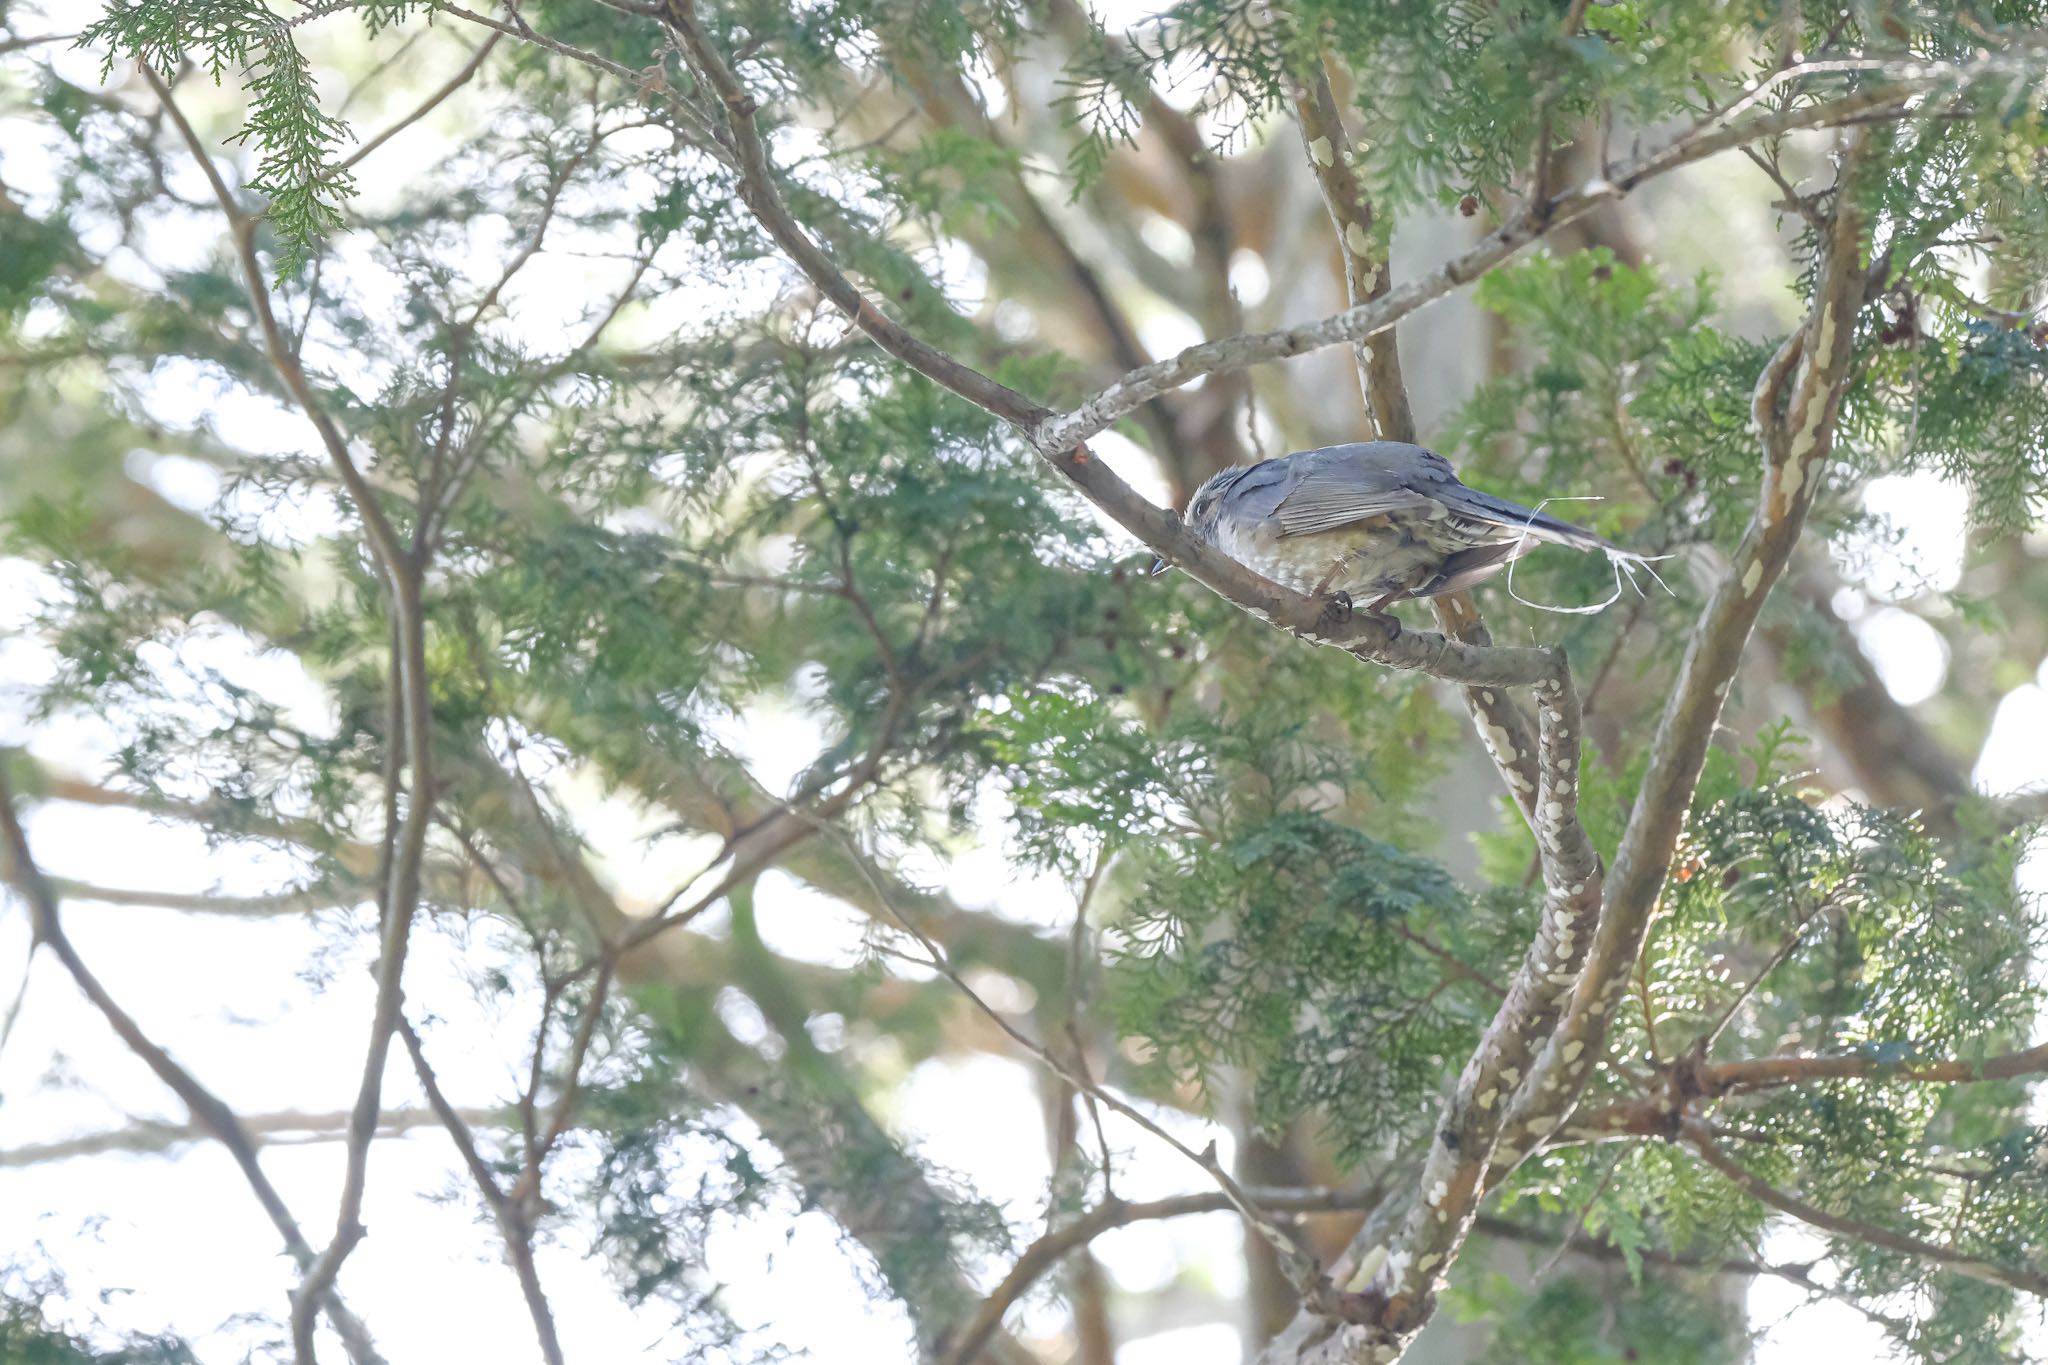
1062 848 1117 1200
943 1184 1387 1365
141 69 442 1364
0 31 75 55
397 1019 566 1365
1531 1152 1620 1283
1691 882 1835 1055
336 30 503 174
0 769 386 1365
792 807 1331 1309
1389 924 1509 1001
1684 1122 2048 1298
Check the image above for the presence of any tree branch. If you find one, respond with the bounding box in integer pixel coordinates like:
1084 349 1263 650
1501 130 1875 1171
1683 1122 2048 1299
0 1105 502 1166
335 30 502 174
1288 61 1412 444
1696 1040 2048 1093
0 769 386 1365
1328 657 1602 1343
398 1018 566 1365
1031 73 1934 455
138 68 442 1363
46 879 347 916
941 1185 1385 1365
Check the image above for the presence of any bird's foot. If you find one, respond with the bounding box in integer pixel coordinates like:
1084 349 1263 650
1362 590 1405 642
1306 591 1401 642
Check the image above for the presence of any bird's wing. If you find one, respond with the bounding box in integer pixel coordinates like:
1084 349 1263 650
1261 443 1446 538
1331 442 1617 553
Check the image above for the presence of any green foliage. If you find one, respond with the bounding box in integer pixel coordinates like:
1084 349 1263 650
0 1285 197 1365
1646 743 2040 1068
80 0 356 275
9 0 2048 1358
1442 1264 1750 1365
1065 1 1763 207
1111 804 1487 1161
1883 318 2048 532
1495 729 2048 1364
1455 249 1769 572
0 203 73 319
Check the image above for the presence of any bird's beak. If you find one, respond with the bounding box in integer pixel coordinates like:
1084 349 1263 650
1148 557 1171 577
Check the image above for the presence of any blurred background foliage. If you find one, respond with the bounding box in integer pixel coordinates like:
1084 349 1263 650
3 0 2048 1362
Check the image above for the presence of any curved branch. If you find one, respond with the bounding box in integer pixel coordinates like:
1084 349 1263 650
141 69 442 1362
1031 75 1934 455
941 1186 1384 1365
0 770 386 1365
1684 1122 2048 1299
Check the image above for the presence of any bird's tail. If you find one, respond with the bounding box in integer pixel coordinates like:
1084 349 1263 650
1467 490 1667 565
1467 491 1622 555
1480 493 1676 611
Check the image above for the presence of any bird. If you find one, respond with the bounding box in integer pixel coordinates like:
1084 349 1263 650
1155 440 1649 617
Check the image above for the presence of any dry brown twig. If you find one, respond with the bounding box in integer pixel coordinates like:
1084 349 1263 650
397 1019 568 1365
0 768 387 1365
144 65 446 1365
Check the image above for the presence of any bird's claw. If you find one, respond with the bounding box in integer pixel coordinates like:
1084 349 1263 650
1317 590 1354 630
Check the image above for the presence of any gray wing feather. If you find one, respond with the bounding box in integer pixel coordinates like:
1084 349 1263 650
1310 442 1615 551
1261 442 1446 538
1231 440 1619 552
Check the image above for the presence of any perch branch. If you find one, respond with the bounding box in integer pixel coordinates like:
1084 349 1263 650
1284 49 1546 823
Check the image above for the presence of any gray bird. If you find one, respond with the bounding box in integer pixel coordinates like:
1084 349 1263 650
1156 440 1642 615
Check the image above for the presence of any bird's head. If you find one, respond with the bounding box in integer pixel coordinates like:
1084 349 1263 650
1151 466 1247 576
